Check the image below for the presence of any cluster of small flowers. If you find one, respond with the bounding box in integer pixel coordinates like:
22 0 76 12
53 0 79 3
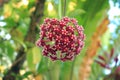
36 17 85 61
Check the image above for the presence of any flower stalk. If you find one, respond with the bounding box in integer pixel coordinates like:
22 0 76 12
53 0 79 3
58 0 62 19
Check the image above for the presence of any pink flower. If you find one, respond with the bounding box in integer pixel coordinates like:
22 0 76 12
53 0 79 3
36 17 85 61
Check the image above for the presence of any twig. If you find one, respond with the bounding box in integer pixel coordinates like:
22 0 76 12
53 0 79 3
10 50 26 68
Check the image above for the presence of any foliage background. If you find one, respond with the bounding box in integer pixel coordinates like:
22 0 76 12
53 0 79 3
0 0 120 80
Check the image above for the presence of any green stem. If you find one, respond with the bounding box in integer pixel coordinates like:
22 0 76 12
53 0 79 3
70 57 76 80
47 69 52 80
46 58 52 80
63 0 66 17
58 0 62 19
58 0 66 18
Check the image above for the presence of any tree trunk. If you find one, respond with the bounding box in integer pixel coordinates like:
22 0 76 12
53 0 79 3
3 0 45 80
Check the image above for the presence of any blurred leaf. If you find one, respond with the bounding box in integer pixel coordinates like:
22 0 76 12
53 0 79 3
59 61 72 80
23 71 33 78
68 9 85 17
32 47 41 64
35 74 43 80
13 37 27 51
10 29 24 41
27 46 41 72
6 43 14 60
28 0 35 10
89 62 104 80
27 49 36 72
4 18 16 28
3 4 12 18
101 30 110 47
37 57 48 74
0 41 15 60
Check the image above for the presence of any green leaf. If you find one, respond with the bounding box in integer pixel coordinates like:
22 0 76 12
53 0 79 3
68 9 85 17
6 43 14 60
23 71 33 78
37 57 48 74
32 47 41 64
101 30 110 47
11 29 24 41
27 49 36 72
27 46 41 72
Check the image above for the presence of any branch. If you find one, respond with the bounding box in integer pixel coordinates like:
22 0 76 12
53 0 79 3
0 0 9 7
25 0 45 43
3 0 45 80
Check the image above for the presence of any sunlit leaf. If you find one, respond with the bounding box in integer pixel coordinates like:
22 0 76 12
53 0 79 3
27 49 36 72
32 47 41 64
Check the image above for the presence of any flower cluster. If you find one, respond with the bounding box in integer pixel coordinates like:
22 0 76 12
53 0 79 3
36 17 85 61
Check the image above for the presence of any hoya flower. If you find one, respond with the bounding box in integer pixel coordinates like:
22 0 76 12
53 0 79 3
36 17 85 61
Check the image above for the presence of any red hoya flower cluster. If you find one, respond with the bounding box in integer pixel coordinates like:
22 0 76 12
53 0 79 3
36 17 85 61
